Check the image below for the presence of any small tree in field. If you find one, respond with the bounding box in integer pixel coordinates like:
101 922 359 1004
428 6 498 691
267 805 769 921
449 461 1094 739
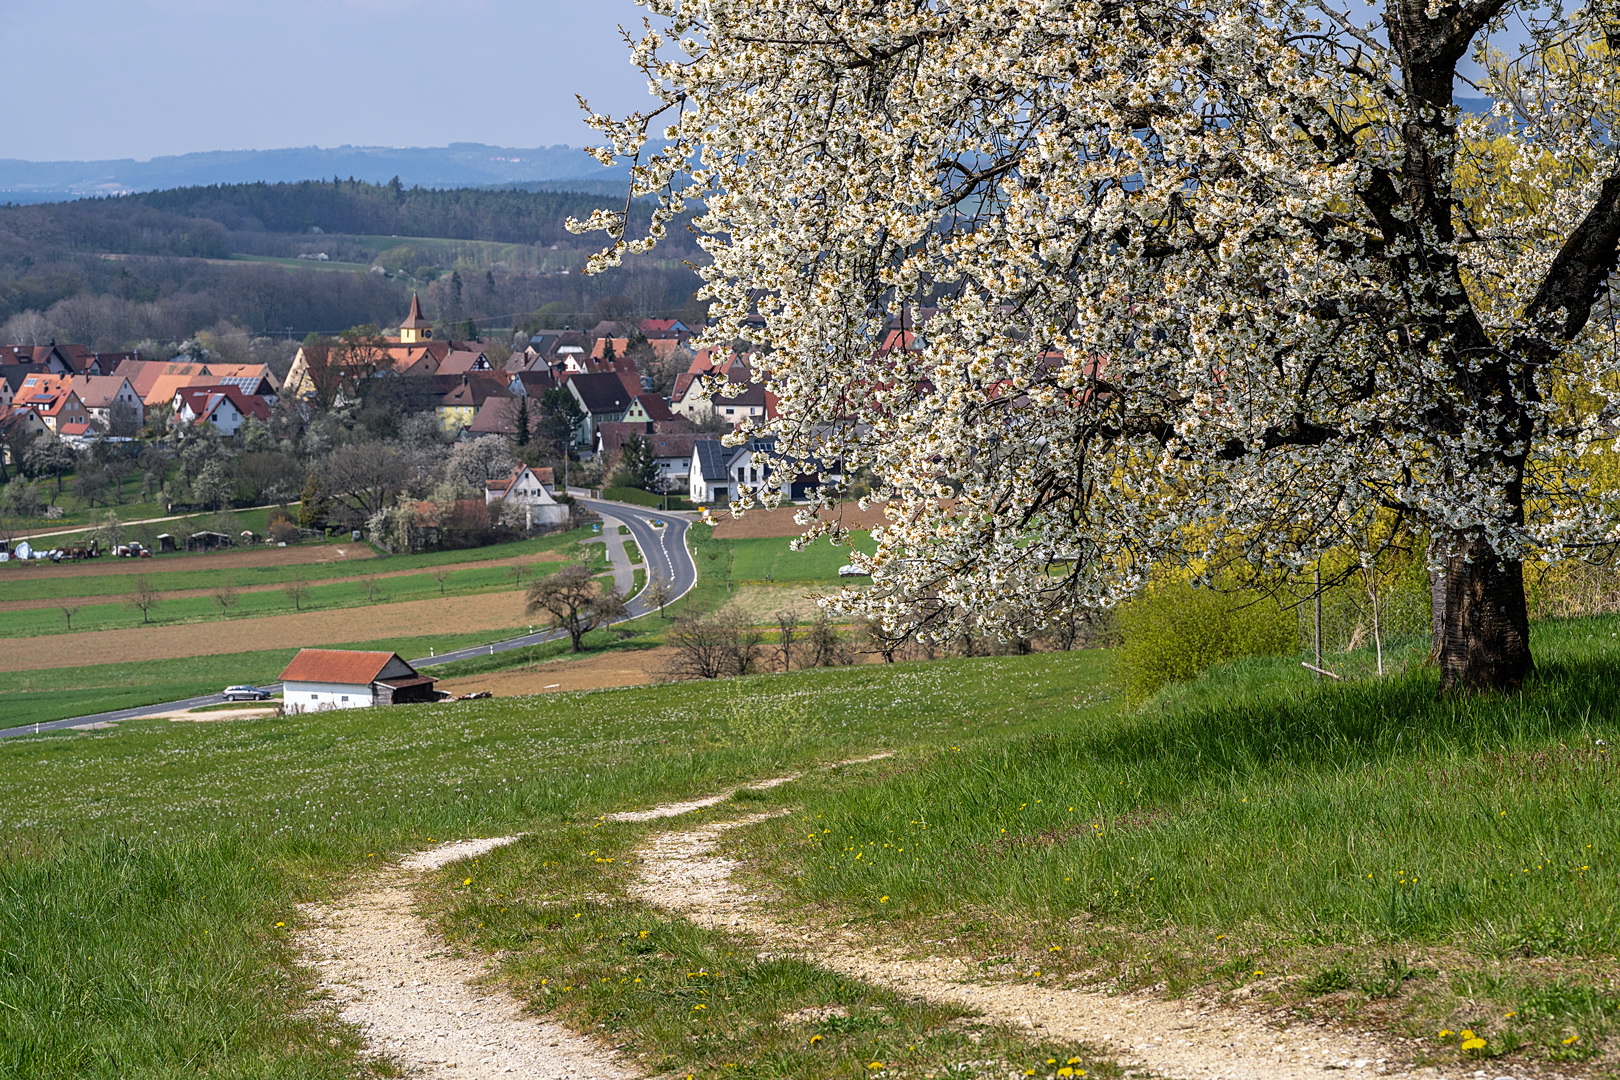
642 572 674 617
283 579 310 612
212 585 239 618
59 605 80 631
129 576 162 624
526 563 627 651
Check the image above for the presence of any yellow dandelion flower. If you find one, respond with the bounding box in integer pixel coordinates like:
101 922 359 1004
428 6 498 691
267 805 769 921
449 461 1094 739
1460 1029 1475 1040
463 877 472 886
880 896 889 903
1437 1030 1453 1038
1059 1069 1075 1076
1461 1038 1487 1051
868 1062 883 1070
1066 1058 1081 1065
810 1035 823 1044
1562 1035 1579 1046
274 922 285 928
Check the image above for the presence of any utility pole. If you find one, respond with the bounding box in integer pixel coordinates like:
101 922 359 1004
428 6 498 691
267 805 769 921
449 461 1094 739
1313 565 1323 681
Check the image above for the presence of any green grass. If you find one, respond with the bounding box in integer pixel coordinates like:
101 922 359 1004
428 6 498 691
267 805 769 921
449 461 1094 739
0 655 1092 1078
0 528 595 603
226 253 374 272
726 531 872 583
0 555 566 639
3 616 1619 1074
8 505 283 555
423 818 1116 1080
729 620 1620 1065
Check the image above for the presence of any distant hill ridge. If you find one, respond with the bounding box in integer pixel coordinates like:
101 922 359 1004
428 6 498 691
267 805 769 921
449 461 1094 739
0 143 623 205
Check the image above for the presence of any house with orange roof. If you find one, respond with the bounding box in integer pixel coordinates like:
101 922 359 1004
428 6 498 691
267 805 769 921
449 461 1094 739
279 649 437 712
18 383 91 436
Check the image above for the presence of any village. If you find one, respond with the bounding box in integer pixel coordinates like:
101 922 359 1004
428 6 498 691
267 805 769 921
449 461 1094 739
0 292 850 547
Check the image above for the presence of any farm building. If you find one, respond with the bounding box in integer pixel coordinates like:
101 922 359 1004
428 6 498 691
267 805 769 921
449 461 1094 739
278 649 438 713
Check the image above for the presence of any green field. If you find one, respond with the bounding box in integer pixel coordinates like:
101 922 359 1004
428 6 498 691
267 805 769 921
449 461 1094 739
352 233 567 273
1 618 1616 1077
225 253 374 272
725 531 874 582
0 528 593 605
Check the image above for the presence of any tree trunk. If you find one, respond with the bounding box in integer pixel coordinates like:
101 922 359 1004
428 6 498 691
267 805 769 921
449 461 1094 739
1435 536 1533 693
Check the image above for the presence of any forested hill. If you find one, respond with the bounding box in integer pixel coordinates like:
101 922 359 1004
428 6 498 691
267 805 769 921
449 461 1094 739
137 180 646 246
1 178 678 261
0 178 704 349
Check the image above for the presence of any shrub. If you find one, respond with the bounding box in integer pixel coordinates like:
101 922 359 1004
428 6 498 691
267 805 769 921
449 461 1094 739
1118 581 1296 702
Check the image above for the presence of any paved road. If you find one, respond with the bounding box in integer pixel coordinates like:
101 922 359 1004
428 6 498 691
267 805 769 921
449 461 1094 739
0 498 697 740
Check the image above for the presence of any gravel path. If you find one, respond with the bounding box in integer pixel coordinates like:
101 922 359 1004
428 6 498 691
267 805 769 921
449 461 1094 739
630 815 1480 1080
297 836 623 1080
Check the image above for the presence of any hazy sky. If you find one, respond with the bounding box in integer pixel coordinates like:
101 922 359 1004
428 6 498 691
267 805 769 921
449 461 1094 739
1 0 653 161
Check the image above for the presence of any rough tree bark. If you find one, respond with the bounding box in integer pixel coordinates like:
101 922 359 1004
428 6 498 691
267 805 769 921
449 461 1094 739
1436 539 1534 692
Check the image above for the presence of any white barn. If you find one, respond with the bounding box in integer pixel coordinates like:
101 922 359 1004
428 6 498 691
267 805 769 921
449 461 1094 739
278 649 438 713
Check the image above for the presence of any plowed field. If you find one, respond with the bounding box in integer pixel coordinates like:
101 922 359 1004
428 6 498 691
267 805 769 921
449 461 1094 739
5 590 531 670
435 647 678 698
709 503 888 539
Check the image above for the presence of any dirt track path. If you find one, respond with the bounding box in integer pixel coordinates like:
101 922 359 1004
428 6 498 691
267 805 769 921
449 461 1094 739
292 760 1479 1080
298 837 624 1080
629 818 1464 1080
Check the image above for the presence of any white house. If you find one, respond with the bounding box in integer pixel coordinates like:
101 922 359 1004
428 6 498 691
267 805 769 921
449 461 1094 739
689 436 820 506
70 375 144 431
172 384 270 437
485 464 568 529
278 649 438 712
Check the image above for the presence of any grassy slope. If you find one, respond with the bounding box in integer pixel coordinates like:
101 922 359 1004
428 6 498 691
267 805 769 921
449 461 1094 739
0 654 1091 1079
732 621 1620 1067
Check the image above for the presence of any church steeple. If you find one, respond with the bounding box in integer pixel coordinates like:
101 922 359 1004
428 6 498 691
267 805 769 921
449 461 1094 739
400 294 433 344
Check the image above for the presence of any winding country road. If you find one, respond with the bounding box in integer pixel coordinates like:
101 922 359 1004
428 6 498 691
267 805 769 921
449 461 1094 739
0 496 697 740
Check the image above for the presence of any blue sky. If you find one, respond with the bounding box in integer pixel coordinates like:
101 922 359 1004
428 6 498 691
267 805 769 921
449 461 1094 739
0 0 652 161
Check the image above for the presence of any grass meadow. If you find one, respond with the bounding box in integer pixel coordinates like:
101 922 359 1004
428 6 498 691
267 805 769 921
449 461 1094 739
1 615 1618 1075
0 655 1084 1078
730 620 1620 1067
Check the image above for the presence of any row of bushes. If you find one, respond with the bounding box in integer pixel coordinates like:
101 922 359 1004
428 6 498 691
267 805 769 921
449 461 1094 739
601 485 697 511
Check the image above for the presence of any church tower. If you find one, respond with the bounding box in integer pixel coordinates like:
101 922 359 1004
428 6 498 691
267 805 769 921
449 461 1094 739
400 294 433 344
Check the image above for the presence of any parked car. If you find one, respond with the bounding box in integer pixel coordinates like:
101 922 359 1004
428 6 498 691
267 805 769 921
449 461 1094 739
222 685 271 702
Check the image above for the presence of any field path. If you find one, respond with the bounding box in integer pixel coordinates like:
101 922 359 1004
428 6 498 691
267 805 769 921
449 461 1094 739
298 837 624 1080
629 816 1464 1080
